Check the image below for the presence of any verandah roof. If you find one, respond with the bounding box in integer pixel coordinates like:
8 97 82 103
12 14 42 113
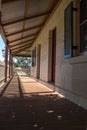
1 0 59 57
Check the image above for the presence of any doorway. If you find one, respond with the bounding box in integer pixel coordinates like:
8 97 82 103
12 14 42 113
37 44 41 79
51 28 56 83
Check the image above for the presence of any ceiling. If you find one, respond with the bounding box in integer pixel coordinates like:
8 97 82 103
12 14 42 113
1 0 59 57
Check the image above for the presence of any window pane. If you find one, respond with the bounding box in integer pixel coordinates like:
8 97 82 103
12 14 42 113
80 0 87 53
64 2 73 58
80 23 87 52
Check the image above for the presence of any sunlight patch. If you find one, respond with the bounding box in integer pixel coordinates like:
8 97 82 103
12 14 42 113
40 126 44 129
33 124 38 127
47 110 54 113
57 115 62 120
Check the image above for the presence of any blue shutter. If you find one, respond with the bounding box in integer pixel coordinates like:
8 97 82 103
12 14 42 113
64 2 73 58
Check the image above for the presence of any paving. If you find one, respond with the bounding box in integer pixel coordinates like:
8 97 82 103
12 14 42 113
0 76 87 130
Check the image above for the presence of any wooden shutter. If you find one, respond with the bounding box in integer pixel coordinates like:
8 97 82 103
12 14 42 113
32 47 36 66
64 2 73 58
80 0 87 53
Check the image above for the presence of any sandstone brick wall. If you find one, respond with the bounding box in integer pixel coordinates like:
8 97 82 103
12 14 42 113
31 0 87 109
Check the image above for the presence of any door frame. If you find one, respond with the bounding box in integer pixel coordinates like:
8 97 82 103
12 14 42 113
48 27 56 83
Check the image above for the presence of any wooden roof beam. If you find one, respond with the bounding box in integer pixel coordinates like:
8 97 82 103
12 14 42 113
10 42 32 51
11 43 32 52
6 24 42 37
21 0 30 39
8 32 38 43
3 12 50 27
2 0 19 4
9 38 34 47
48 0 55 11
14 53 31 57
11 44 32 56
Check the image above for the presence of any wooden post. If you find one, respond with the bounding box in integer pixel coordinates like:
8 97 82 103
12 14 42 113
0 12 1 24
11 55 13 76
9 52 13 77
9 51 11 78
5 44 8 82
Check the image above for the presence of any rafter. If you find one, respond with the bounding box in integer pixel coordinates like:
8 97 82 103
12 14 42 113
6 24 42 37
11 44 32 56
11 43 32 52
2 0 19 4
3 12 50 27
21 0 30 40
14 54 31 57
8 32 38 43
24 0 30 18
9 38 34 47
10 42 32 51
48 0 55 11
0 25 7 43
27 1 55 47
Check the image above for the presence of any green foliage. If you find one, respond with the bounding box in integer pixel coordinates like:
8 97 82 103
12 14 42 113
2 48 31 68
13 57 32 68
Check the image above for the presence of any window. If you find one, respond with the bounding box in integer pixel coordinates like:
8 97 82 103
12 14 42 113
64 0 87 58
32 47 36 66
80 0 87 54
64 2 73 58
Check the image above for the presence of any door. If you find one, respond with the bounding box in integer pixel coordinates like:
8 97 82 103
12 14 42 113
37 44 41 79
51 28 56 83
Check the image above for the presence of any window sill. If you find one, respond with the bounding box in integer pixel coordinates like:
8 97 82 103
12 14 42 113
80 51 87 56
64 55 87 64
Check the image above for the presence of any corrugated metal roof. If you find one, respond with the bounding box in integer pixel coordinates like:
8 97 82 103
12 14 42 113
7 33 22 41
10 41 32 50
9 40 22 47
24 15 48 29
23 28 40 37
27 0 51 16
1 0 59 56
2 0 25 23
4 22 23 35
15 50 31 57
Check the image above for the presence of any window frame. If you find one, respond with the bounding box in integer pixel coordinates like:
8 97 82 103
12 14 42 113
64 2 73 59
80 0 87 54
32 47 36 67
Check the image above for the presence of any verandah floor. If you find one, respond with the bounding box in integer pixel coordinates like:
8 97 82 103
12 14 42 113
0 76 87 130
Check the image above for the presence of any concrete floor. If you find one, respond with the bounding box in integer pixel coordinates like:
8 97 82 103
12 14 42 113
0 76 87 130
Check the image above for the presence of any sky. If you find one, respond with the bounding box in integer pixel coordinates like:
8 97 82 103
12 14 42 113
0 35 5 62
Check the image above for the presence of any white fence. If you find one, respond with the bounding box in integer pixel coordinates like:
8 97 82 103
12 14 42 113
0 61 9 85
0 62 5 82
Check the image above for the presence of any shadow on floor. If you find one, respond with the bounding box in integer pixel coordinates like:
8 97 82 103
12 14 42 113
0 76 87 130
0 77 13 97
0 94 87 130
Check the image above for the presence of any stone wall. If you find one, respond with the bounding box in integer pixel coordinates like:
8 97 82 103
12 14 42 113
31 0 87 109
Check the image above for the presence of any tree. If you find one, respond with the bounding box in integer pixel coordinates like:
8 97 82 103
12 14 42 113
2 49 32 68
13 57 32 68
